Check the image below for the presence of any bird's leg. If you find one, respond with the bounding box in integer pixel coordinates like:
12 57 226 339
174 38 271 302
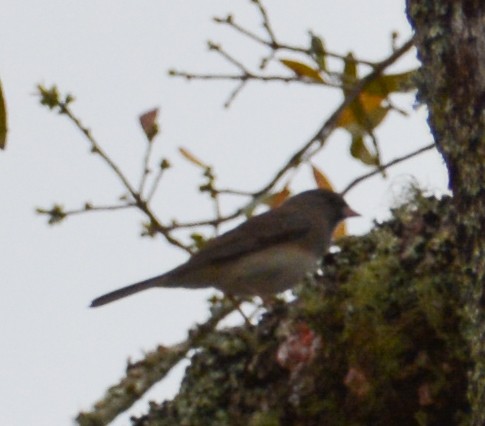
226 294 253 327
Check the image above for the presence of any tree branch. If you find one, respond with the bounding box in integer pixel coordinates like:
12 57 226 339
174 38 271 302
253 37 415 198
76 297 238 425
341 142 436 195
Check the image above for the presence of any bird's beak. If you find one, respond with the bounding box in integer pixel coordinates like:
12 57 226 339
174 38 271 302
343 206 360 218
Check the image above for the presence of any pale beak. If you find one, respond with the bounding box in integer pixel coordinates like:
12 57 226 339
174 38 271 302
343 206 360 218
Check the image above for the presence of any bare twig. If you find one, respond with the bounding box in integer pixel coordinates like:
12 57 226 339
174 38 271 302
224 81 247 108
57 101 191 253
163 40 415 232
252 38 415 198
214 14 269 47
146 167 165 202
58 103 139 201
138 138 155 194
167 208 244 230
209 42 248 72
173 2 378 105
216 188 254 196
170 70 333 86
252 0 278 45
67 203 134 216
213 13 376 66
341 143 436 195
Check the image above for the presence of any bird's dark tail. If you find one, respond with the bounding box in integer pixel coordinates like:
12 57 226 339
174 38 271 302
90 275 166 307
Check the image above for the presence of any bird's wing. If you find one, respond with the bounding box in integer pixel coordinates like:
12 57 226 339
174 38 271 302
183 208 312 269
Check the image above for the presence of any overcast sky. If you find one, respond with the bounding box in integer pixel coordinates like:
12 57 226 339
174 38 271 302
0 1 448 425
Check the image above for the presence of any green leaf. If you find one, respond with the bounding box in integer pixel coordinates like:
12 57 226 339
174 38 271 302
310 34 327 71
0 80 7 150
342 53 358 95
37 84 61 109
350 134 378 166
36 204 67 225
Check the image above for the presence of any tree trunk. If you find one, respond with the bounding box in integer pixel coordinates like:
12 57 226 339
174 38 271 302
406 0 485 423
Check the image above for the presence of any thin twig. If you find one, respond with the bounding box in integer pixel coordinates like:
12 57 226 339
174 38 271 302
66 203 135 216
213 12 376 66
209 42 248 72
214 14 269 46
252 37 415 198
146 167 165 202
212 194 223 235
167 208 244 230
253 0 277 45
224 81 247 108
138 139 155 194
216 188 254 196
58 103 139 201
169 39 415 234
58 101 191 254
170 70 334 86
341 143 436 195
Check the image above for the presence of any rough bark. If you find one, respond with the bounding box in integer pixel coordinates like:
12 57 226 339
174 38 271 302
406 1 485 423
131 194 471 425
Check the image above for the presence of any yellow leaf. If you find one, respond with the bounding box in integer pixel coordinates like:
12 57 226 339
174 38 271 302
333 221 347 240
311 165 334 191
179 147 208 168
280 59 324 82
263 187 291 209
358 92 385 111
0 80 7 150
336 92 386 129
365 70 417 96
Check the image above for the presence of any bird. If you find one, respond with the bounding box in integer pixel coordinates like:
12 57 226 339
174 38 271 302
90 189 359 307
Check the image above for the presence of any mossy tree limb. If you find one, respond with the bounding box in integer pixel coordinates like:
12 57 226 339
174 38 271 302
132 195 470 425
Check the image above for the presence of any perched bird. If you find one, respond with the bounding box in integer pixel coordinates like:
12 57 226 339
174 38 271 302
90 189 359 307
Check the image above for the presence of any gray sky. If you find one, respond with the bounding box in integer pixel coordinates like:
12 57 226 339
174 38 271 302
0 1 448 424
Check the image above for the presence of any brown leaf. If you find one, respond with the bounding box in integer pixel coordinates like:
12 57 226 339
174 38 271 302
0 80 8 150
139 108 160 142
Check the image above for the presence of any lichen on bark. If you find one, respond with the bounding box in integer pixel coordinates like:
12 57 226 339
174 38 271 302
406 2 485 423
132 192 470 426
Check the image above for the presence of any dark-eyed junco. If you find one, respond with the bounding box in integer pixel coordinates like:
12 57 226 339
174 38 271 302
90 189 359 307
